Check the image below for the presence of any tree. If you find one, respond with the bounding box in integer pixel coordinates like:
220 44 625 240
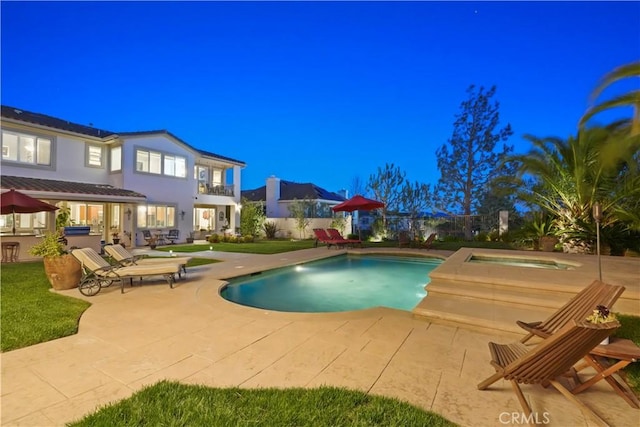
350 175 366 197
366 163 406 236
239 198 265 237
435 85 513 239
580 61 640 136
399 181 432 240
288 198 313 239
507 127 640 254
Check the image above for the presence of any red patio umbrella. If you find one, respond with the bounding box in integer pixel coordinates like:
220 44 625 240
1 189 59 235
332 195 385 238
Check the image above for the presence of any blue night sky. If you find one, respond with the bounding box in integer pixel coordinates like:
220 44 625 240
2 1 639 193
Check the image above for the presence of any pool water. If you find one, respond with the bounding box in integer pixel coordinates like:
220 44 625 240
220 255 441 313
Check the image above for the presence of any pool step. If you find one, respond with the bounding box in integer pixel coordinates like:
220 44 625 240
414 276 637 335
413 293 555 336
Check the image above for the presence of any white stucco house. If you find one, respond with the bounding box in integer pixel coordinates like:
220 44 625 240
0 105 245 254
241 176 349 238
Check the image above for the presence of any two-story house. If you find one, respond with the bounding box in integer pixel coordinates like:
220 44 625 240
1 105 245 257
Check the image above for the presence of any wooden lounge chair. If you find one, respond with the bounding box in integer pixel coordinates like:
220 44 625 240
418 232 437 249
72 248 182 296
326 228 362 247
516 280 625 343
104 243 191 276
478 320 620 427
312 228 347 249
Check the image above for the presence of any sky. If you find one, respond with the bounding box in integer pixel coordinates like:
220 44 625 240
1 1 639 194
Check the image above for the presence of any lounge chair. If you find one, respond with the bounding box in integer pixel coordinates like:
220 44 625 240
398 231 412 248
326 228 362 247
313 228 347 249
72 247 182 296
516 280 625 343
417 233 436 249
104 244 191 276
478 320 620 427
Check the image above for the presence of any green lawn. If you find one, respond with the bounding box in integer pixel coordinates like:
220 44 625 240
0 262 91 352
69 381 456 427
159 239 318 254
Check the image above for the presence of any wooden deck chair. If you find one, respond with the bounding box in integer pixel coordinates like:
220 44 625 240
417 232 436 249
312 228 347 249
517 280 625 343
478 320 620 427
72 248 182 296
326 228 362 247
104 244 191 276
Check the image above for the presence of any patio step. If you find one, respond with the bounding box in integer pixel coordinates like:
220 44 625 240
414 276 637 335
413 292 556 336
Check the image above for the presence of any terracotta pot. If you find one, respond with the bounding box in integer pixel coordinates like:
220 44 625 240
43 254 82 290
539 236 559 252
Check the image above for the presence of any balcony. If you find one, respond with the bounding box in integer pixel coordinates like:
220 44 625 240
198 184 235 197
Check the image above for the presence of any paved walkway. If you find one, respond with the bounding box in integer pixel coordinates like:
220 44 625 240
1 248 638 426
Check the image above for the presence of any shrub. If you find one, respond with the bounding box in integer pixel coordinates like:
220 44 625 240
347 234 359 240
263 221 279 239
208 234 220 243
243 235 254 243
474 231 489 242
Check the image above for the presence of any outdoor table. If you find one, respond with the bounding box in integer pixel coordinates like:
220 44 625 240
154 231 168 246
572 337 640 408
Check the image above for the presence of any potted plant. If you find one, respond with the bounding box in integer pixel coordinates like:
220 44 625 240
586 305 617 345
28 232 82 290
111 230 120 245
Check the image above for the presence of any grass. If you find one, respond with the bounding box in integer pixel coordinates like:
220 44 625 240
0 262 91 352
614 313 640 391
69 381 456 427
158 239 317 254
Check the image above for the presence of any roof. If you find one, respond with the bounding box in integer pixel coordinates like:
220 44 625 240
1 105 245 165
118 130 246 166
242 180 346 202
0 175 147 201
1 105 115 138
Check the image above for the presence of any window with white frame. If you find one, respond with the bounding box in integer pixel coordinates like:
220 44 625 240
110 145 122 171
1 129 52 166
136 204 176 228
86 144 104 167
136 149 184 177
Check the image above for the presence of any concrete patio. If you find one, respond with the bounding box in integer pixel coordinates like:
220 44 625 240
1 247 639 426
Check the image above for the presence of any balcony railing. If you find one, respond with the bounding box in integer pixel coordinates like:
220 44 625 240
198 184 235 197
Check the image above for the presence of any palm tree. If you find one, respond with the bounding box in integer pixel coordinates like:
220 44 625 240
580 61 640 136
507 127 640 254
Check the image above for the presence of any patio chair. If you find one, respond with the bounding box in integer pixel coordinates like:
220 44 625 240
312 228 347 249
478 319 620 427
104 243 191 276
71 247 183 296
141 229 154 246
326 228 362 247
417 233 436 250
167 229 180 244
516 280 625 343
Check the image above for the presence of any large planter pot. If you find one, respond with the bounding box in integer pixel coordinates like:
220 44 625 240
43 254 82 290
539 236 559 252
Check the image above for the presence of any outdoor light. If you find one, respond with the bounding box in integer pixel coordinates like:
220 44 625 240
209 246 213 251
169 250 174 257
180 210 186 220
125 208 132 220
592 202 602 281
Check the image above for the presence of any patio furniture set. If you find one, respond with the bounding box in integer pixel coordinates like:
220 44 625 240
479 279 639 426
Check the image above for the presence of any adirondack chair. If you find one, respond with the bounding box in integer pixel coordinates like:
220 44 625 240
517 280 625 343
478 320 620 427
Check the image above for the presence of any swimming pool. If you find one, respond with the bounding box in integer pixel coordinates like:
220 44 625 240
220 255 441 313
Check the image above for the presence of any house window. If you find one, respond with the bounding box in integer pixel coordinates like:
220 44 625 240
86 144 104 167
1 130 52 166
212 169 223 185
136 204 176 228
110 146 122 171
136 149 185 177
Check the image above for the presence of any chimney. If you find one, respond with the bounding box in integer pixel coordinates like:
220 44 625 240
266 175 281 217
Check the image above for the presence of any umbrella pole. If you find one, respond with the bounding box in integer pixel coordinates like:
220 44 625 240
12 211 16 235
